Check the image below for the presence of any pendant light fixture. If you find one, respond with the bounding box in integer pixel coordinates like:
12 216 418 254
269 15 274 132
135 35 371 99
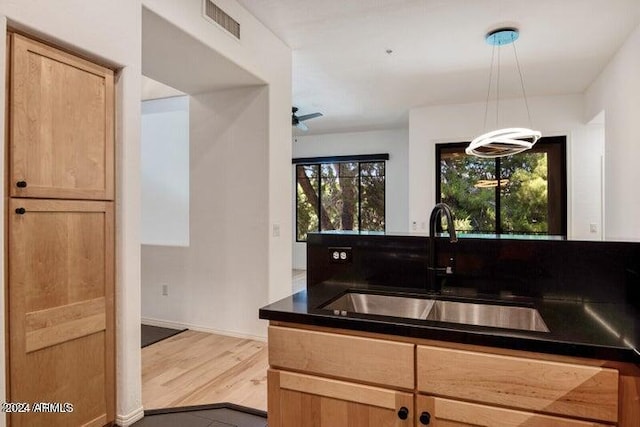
466 28 541 158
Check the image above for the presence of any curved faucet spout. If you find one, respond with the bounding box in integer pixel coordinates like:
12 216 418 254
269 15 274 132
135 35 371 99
429 203 458 243
428 203 457 292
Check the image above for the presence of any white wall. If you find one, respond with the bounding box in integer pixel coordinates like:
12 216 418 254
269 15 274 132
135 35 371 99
292 129 409 269
570 121 604 240
142 86 269 339
408 94 602 240
0 1 142 426
141 96 190 246
142 75 185 100
142 0 293 304
585 24 640 241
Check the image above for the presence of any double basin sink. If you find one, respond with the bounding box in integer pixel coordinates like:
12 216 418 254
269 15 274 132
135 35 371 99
321 291 549 333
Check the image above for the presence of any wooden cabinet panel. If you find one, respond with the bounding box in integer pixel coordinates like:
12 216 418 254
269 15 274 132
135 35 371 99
416 345 618 423
268 369 413 427
619 373 640 426
416 395 609 427
9 33 114 200
8 198 114 426
269 326 414 389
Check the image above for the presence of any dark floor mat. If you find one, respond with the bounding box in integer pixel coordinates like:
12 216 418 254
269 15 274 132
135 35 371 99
141 324 187 348
131 403 267 427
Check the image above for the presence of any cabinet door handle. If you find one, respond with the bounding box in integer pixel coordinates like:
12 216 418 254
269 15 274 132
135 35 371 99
397 406 409 420
16 181 27 188
15 207 26 215
419 411 431 425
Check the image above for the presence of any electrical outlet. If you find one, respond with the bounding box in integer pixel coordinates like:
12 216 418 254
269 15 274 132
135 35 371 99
162 284 168 296
328 247 353 264
590 223 598 233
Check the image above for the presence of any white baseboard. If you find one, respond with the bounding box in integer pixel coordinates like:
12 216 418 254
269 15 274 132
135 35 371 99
116 405 144 427
141 317 267 342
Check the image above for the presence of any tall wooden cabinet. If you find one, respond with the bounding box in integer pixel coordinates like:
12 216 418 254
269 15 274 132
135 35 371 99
6 33 115 427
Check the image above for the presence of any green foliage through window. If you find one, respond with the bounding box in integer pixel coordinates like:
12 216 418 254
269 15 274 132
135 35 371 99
436 138 566 236
296 161 385 241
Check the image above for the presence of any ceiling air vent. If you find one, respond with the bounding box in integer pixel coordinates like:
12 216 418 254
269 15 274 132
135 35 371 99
203 0 240 40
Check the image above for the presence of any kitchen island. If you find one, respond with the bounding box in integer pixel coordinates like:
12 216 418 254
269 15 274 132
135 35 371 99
261 233 640 426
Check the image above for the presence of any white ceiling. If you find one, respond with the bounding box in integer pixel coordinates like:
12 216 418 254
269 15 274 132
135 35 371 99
237 0 640 134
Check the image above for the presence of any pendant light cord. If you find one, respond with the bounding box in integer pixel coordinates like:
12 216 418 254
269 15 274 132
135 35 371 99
482 44 496 132
496 45 501 128
512 41 533 128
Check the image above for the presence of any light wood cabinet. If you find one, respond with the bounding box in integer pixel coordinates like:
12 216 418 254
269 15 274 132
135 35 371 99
268 369 414 427
415 395 608 427
6 32 115 427
269 325 414 389
9 33 114 200
267 323 640 427
416 345 619 423
8 199 114 427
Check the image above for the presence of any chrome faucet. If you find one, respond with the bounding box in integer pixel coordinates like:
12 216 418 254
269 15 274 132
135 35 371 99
428 203 458 292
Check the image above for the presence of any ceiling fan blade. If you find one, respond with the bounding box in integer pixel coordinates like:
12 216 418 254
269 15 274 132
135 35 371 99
297 112 323 122
295 121 308 131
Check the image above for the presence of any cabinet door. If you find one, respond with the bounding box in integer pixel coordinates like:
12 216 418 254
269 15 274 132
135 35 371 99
10 33 114 200
268 369 413 427
416 345 618 423
415 396 608 427
8 199 114 427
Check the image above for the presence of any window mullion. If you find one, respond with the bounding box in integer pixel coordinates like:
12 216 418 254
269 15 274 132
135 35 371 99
317 164 322 233
358 162 362 231
495 158 502 234
382 162 386 232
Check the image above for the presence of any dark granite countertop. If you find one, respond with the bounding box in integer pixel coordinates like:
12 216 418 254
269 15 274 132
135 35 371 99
259 282 640 364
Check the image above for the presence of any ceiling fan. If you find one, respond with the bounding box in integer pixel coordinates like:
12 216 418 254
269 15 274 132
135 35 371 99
292 107 323 131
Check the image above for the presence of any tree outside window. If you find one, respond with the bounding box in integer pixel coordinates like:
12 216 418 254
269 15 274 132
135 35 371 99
296 160 386 241
436 136 566 236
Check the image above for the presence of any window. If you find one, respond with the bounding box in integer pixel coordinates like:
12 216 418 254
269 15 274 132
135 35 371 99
436 136 566 236
295 155 387 241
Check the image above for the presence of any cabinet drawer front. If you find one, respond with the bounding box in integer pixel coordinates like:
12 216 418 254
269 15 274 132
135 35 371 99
418 396 609 427
417 345 618 423
277 370 405 410
269 326 414 389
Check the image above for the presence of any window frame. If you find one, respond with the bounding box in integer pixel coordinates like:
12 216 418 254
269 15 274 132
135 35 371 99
435 136 567 237
294 154 388 242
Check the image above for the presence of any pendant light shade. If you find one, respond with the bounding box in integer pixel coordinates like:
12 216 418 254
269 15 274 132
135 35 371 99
467 128 541 158
467 28 541 158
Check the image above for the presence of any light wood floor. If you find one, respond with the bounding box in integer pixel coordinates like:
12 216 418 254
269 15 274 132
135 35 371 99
142 270 305 412
142 330 268 411
292 268 306 293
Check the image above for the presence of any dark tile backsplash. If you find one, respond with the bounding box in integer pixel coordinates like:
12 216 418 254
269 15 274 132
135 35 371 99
307 233 640 306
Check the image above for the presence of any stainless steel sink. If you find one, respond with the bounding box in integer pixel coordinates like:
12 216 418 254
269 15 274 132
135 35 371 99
322 292 435 320
321 291 550 333
425 300 549 332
